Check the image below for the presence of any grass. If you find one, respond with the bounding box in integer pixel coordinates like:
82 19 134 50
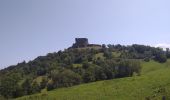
72 64 82 68
141 60 168 74
94 53 105 60
112 52 121 58
16 60 170 100
94 52 121 60
33 76 44 84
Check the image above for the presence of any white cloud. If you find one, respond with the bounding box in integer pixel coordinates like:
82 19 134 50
155 43 170 50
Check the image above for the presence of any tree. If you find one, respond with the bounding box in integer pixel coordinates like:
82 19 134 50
0 73 22 98
155 52 167 63
47 80 54 91
83 65 96 83
144 57 150 62
82 61 90 69
107 44 114 52
116 60 141 77
103 66 115 79
51 69 82 89
103 50 113 59
37 67 47 76
166 48 170 58
102 44 106 49
31 81 41 94
22 78 32 95
94 66 107 80
83 71 95 83
40 77 48 89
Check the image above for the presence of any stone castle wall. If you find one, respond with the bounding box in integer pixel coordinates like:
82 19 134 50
72 38 101 48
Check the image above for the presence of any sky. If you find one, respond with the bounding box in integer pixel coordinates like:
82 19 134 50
0 0 170 69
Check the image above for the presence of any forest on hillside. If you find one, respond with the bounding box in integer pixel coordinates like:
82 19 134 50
0 44 170 99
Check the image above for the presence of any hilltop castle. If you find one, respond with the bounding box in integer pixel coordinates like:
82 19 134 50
72 38 101 48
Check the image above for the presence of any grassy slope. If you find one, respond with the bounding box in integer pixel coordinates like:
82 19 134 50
16 60 170 100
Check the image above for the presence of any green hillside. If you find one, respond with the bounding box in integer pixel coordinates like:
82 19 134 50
1 44 169 99
16 60 170 100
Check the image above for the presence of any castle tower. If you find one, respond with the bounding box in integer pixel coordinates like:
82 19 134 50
72 38 89 48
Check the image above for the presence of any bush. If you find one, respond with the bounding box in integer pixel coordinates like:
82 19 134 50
82 61 90 69
51 69 82 88
155 53 167 63
47 80 54 91
83 71 96 83
116 60 141 77
144 57 150 62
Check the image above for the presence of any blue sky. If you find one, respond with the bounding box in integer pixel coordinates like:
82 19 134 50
1 0 170 69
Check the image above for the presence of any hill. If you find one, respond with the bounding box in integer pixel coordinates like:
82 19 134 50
0 40 170 99
16 60 170 100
